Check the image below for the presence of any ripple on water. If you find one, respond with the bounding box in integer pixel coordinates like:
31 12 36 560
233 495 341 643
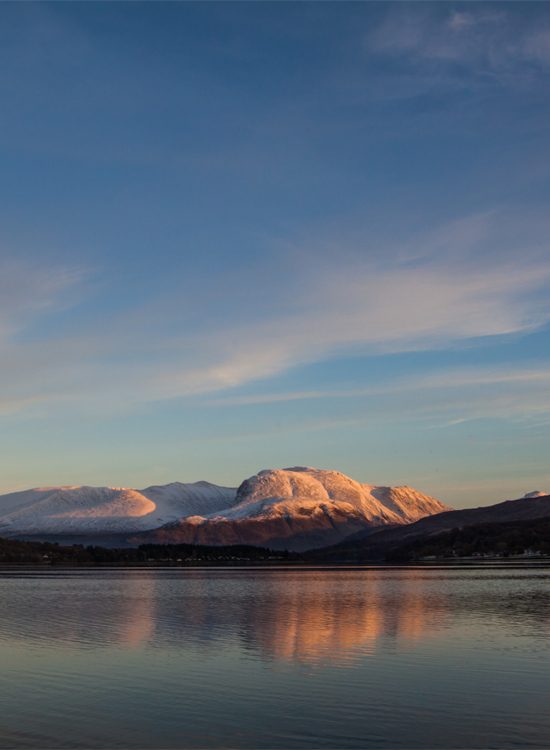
0 567 549 749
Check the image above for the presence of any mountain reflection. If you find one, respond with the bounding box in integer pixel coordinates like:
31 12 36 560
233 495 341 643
0 569 455 663
239 571 449 664
3 569 548 665
118 572 156 648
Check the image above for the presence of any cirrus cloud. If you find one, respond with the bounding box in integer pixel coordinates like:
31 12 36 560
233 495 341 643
1 209 549 417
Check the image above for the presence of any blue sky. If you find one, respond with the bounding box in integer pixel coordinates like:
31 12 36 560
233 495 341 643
1 2 550 507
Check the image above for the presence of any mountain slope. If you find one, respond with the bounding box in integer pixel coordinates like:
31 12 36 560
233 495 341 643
130 467 449 551
0 482 237 538
309 491 550 561
384 516 550 561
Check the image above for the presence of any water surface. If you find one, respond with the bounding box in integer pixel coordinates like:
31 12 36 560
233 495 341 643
0 566 549 748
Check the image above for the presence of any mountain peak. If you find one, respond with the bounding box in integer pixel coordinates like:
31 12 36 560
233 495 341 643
0 468 450 552
133 467 449 551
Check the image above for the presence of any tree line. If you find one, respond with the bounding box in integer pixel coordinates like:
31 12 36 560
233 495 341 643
386 517 550 561
0 537 302 565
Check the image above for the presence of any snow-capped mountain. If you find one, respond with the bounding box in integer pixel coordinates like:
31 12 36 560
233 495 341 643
131 467 449 551
0 467 449 550
0 481 236 537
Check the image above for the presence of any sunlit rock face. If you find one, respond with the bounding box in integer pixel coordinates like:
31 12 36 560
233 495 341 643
132 467 449 551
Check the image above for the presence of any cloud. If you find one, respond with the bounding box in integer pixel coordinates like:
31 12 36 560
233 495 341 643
522 29 550 66
367 6 550 83
448 12 476 33
205 367 550 408
151 210 550 399
0 259 85 344
1 209 549 418
204 365 550 430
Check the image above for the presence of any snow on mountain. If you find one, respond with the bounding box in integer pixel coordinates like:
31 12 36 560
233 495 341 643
140 481 237 520
0 481 236 537
132 467 449 551
0 468 449 549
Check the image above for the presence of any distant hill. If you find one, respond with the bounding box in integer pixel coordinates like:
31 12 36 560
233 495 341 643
308 492 550 561
385 516 550 561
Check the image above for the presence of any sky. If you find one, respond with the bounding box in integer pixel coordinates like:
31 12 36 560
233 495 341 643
1 2 550 508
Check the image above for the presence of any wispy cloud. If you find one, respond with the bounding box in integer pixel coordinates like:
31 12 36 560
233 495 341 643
157 263 547 396
206 367 550 408
366 5 550 92
202 365 550 432
0 259 85 344
1 209 549 418
152 210 550 399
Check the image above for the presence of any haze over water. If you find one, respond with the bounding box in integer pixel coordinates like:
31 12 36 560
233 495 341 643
1 567 549 749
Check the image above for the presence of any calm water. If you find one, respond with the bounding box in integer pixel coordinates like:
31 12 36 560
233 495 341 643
0 566 549 749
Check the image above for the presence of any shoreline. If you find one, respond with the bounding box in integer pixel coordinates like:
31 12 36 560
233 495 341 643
0 558 549 571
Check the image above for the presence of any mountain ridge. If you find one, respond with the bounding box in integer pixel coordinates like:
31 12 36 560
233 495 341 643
0 481 237 538
0 467 447 551
308 491 550 561
130 467 449 551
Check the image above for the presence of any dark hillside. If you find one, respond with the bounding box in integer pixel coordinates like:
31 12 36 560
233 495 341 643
308 494 550 561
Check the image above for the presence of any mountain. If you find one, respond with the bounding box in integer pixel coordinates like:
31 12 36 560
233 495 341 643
383 516 550 561
0 467 448 550
0 482 236 540
130 467 449 551
309 491 550 561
